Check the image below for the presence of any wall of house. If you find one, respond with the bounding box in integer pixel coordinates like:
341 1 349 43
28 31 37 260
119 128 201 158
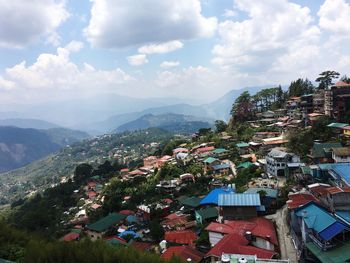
208 231 225 246
86 230 103 241
324 192 350 211
332 153 350 163
221 206 257 220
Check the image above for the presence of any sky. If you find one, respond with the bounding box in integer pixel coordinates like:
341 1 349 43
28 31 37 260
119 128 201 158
0 0 350 106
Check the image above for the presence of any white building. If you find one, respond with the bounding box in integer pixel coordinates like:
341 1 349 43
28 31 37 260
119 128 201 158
266 147 301 177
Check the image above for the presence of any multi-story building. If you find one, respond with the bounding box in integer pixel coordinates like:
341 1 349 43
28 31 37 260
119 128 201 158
325 81 350 121
266 147 301 177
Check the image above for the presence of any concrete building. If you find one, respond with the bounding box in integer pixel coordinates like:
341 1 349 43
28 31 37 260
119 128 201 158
325 81 350 121
266 147 301 177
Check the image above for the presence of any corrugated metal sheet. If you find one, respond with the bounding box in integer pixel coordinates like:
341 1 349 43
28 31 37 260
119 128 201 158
218 193 261 206
200 187 235 205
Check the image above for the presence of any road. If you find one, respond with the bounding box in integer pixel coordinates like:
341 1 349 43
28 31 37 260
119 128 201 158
266 205 298 263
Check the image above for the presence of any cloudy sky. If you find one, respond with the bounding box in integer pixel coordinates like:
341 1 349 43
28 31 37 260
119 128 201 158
1 0 350 105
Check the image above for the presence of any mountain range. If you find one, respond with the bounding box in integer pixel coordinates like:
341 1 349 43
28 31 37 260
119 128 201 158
0 126 89 173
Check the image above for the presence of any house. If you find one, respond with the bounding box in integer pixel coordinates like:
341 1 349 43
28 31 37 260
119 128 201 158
195 146 215 155
328 163 350 187
175 152 193 166
332 147 350 163
287 192 318 210
327 122 349 138
62 232 80 242
265 147 301 177
161 212 191 231
218 193 261 221
261 136 289 152
291 202 350 261
236 142 250 155
86 213 126 240
321 186 350 212
143 156 158 167
161 246 204 262
218 254 289 263
212 148 229 159
164 230 197 245
137 203 170 222
325 81 350 121
200 187 235 206
343 125 350 137
195 207 218 225
206 218 278 251
203 157 221 173
309 142 342 164
179 173 195 184
179 196 202 211
172 147 189 157
212 163 231 175
236 161 254 171
244 188 278 210
157 155 172 168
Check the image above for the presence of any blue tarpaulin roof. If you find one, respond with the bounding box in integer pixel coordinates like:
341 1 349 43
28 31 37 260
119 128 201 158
296 202 350 241
319 221 350 241
218 193 261 206
200 187 235 205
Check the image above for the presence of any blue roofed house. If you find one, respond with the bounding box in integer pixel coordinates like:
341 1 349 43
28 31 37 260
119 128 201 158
200 187 235 206
328 163 350 188
218 193 261 221
212 163 232 175
291 202 350 262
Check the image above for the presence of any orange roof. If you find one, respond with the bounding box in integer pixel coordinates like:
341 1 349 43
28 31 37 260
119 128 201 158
195 146 215 154
164 230 197 245
334 81 350 87
162 246 204 262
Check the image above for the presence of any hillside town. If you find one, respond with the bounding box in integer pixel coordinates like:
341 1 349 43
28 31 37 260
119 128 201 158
27 78 349 263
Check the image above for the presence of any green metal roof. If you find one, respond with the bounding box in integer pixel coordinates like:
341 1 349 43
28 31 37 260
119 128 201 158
236 161 254 169
312 142 342 158
236 142 250 148
203 157 219 164
327 123 349 128
180 196 202 208
306 241 350 263
195 207 218 220
87 213 126 232
244 188 278 198
212 148 228 154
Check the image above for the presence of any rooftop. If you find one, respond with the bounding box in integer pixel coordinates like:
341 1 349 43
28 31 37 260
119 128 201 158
161 246 204 262
218 193 261 207
245 188 278 198
306 241 350 263
200 187 235 206
87 213 126 233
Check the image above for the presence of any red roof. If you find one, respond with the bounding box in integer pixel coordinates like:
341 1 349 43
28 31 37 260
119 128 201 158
206 218 278 246
163 198 173 204
326 187 350 194
130 241 152 251
195 146 215 154
119 210 135 216
343 126 350 131
287 192 318 209
88 191 97 198
120 168 129 173
63 232 80 241
91 203 101 210
309 185 329 197
165 230 197 245
88 181 97 188
206 234 276 259
162 246 204 262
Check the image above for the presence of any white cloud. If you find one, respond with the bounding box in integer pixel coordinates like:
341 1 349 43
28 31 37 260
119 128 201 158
65 41 84 53
160 61 180 68
127 54 149 66
318 0 350 34
0 46 132 102
84 0 217 48
0 0 69 48
138 41 183 54
222 9 237 17
213 0 319 70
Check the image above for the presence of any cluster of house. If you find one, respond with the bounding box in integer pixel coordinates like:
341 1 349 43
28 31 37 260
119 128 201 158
64 183 288 263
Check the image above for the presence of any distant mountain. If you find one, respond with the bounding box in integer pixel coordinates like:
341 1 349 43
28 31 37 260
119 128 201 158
115 113 213 134
0 126 89 173
0 118 60 129
88 86 268 133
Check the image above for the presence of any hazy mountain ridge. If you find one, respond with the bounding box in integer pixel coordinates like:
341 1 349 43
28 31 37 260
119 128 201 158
115 113 213 133
0 126 89 173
